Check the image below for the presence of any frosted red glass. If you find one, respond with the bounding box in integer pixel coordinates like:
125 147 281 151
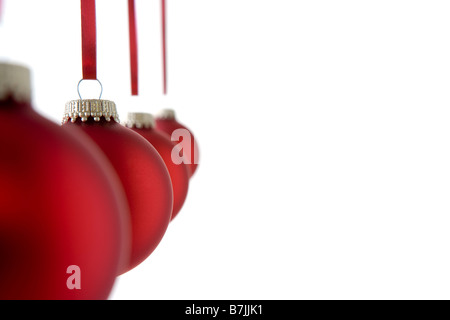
63 119 173 274
130 127 189 221
0 98 131 300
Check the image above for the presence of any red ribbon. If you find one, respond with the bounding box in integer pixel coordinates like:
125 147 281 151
162 0 167 95
80 0 97 80
0 0 3 23
128 0 138 96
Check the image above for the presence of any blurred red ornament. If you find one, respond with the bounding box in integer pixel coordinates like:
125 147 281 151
155 109 200 178
62 100 173 274
125 113 189 221
0 63 131 300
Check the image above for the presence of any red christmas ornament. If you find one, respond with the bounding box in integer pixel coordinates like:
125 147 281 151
125 113 190 221
0 63 131 300
155 109 200 177
62 100 173 274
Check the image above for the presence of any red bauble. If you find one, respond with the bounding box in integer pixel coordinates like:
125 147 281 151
125 113 190 221
155 109 200 177
62 100 173 274
0 63 131 300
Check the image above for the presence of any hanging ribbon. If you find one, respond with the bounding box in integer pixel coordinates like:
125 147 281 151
161 0 167 95
80 0 97 80
128 0 138 96
0 0 3 23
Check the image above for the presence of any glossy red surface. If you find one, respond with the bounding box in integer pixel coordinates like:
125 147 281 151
0 99 131 300
155 117 199 178
131 127 189 221
63 119 173 274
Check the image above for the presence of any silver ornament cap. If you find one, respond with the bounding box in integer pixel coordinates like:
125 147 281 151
0 62 32 103
156 108 176 120
124 112 155 129
63 99 120 124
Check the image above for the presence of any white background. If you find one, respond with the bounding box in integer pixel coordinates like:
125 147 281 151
2 0 450 300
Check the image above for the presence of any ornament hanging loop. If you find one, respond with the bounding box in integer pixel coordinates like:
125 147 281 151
77 78 103 100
